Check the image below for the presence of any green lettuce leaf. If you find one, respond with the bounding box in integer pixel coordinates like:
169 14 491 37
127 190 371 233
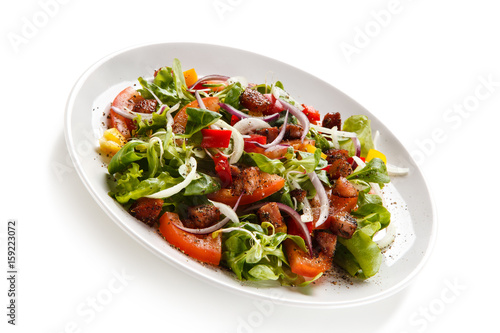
182 107 222 138
108 141 147 174
347 158 390 186
183 172 221 196
137 59 194 107
341 115 375 157
220 222 311 285
111 164 181 204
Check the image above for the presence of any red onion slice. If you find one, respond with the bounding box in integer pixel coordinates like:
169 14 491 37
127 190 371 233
188 74 230 90
275 203 313 257
352 136 361 157
174 195 243 235
218 103 280 122
308 172 330 228
247 111 288 149
278 99 309 142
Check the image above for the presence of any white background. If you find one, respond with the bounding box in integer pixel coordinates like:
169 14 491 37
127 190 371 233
1 0 498 332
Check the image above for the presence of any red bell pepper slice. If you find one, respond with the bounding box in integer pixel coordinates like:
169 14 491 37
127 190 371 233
243 134 267 153
213 152 232 187
201 129 232 148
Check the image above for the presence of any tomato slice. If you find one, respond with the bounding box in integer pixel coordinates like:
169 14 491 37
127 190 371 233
173 97 220 132
301 104 321 124
158 212 222 265
110 87 144 138
284 239 331 278
207 172 285 206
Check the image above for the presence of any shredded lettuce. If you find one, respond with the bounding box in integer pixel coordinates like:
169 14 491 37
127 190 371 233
137 60 194 107
219 222 316 286
110 163 182 204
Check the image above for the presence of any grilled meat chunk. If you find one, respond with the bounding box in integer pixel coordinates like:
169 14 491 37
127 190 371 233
129 197 164 226
254 127 280 143
280 124 303 140
329 211 357 239
313 231 338 257
332 176 358 198
257 202 287 233
290 189 307 203
328 158 353 179
183 205 221 229
240 88 271 114
132 99 158 114
324 148 350 164
322 112 341 130
231 166 260 196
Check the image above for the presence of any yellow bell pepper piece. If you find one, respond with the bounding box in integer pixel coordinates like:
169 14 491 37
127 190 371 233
304 144 328 160
183 68 198 87
365 149 387 164
99 128 126 156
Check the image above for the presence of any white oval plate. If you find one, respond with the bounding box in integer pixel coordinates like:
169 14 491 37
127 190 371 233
65 43 436 308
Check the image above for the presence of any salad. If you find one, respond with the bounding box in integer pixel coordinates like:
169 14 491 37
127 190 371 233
99 59 405 286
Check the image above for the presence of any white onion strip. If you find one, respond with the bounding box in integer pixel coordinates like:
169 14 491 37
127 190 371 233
111 106 153 120
374 219 397 249
387 164 409 176
233 118 270 135
214 120 244 164
145 157 197 199
308 172 330 228
310 124 357 138
195 90 206 109
173 196 242 235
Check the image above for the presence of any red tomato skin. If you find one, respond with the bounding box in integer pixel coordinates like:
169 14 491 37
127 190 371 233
284 239 331 278
158 212 221 265
110 87 144 138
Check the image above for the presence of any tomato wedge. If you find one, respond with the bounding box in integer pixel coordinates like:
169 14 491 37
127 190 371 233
207 172 285 206
110 87 144 138
284 239 331 278
301 104 321 124
158 212 222 265
173 97 220 132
